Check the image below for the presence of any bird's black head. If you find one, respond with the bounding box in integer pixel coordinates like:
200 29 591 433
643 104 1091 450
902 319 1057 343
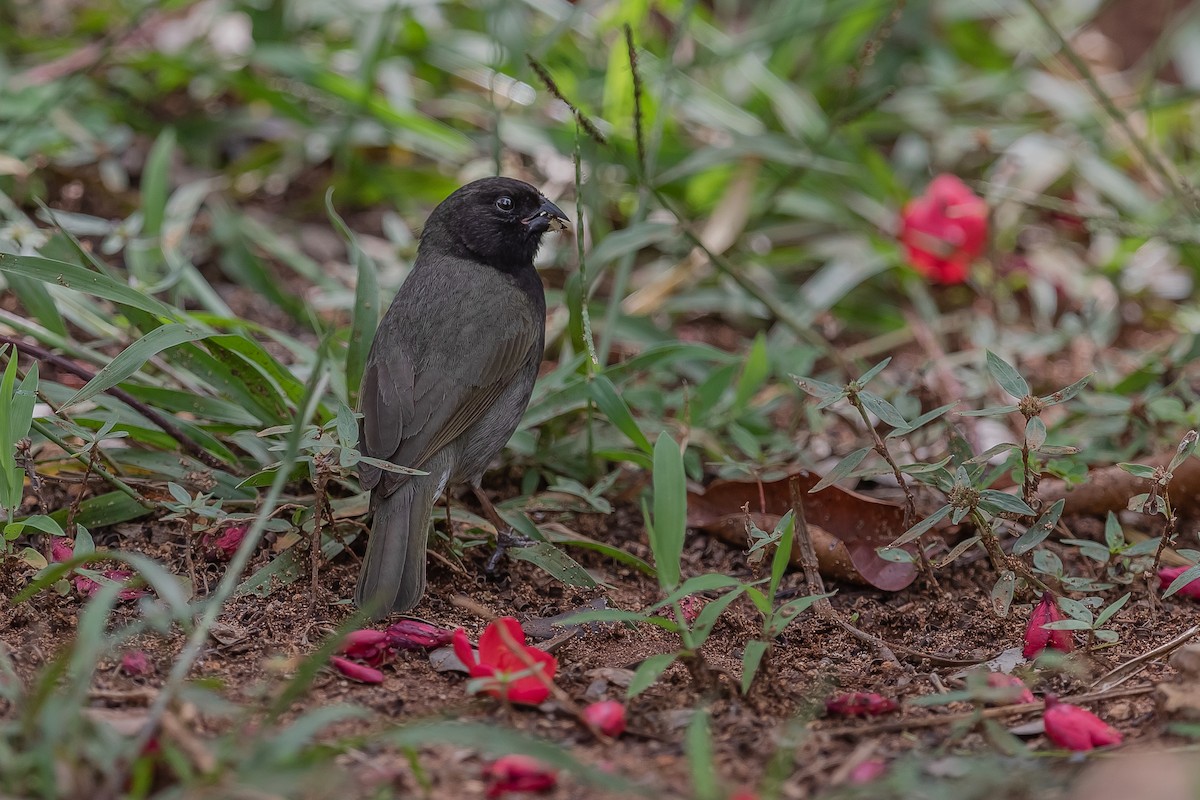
419 177 569 272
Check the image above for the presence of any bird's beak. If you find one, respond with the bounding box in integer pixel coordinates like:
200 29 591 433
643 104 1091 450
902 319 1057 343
522 198 570 234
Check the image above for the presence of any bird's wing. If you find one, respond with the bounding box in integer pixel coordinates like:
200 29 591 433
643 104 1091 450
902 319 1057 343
358 284 539 494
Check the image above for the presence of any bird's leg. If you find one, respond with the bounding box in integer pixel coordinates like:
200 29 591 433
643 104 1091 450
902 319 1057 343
470 485 533 573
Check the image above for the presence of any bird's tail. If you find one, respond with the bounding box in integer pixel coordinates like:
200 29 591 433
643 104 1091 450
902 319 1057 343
355 459 448 618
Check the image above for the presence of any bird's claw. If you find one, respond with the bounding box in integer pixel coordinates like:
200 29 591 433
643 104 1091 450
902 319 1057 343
485 530 534 574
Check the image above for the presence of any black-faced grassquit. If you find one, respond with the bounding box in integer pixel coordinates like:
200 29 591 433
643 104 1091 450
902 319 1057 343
355 177 568 616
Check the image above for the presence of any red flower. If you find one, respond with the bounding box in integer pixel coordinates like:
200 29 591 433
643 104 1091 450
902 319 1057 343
985 672 1035 704
452 617 557 706
848 759 887 784
1023 591 1073 659
330 655 385 684
208 524 248 561
899 174 988 284
386 619 454 650
1158 565 1200 600
483 755 556 798
583 700 626 737
1042 694 1122 751
339 629 391 667
825 692 898 717
50 539 74 563
119 650 152 677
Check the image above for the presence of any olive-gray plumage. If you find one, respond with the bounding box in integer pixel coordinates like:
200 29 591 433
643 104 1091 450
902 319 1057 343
355 177 567 616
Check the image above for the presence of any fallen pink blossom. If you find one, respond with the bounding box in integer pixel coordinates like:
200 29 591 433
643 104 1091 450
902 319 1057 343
1042 694 1122 751
986 672 1035 704
1024 591 1073 659
386 619 454 650
848 759 887 784
50 539 74 563
330 655 384 684
339 629 391 667
825 692 898 717
1159 565 1200 600
120 650 152 677
484 755 557 798
583 700 626 737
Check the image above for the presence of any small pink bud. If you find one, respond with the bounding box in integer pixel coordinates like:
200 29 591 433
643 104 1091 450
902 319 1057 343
330 655 384 684
73 569 147 601
484 755 557 798
985 672 1035 704
1042 694 1122 751
1159 565 1200 600
729 792 759 800
120 650 152 677
385 619 454 650
825 692 898 717
211 524 248 561
1023 592 1073 659
679 595 704 624
339 629 391 667
848 759 887 784
583 700 626 737
51 540 74 563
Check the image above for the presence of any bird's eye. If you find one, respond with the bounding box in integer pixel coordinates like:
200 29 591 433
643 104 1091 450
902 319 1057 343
495 196 514 211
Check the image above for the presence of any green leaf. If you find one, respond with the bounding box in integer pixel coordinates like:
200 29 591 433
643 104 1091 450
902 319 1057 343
768 511 795 599
990 570 1016 617
5 514 65 538
509 542 598 588
588 376 653 454
1041 373 1091 406
650 432 686 591
686 709 720 800
1096 592 1131 627
764 593 827 638
1164 564 1200 599
887 402 955 439
6 275 67 337
327 189 379 406
61 324 210 410
10 361 37 445
140 128 175 238
1169 430 1200 472
810 447 871 492
858 390 908 428
1056 596 1093 624
0 253 180 319
856 357 892 388
1104 512 1124 551
792 374 843 400
977 490 1035 516
1012 498 1065 555
1025 417 1046 450
1118 462 1158 479
689 586 744 644
732 333 770 409
888 504 951 547
741 640 768 695
48 492 151 529
986 350 1030 398
628 653 677 697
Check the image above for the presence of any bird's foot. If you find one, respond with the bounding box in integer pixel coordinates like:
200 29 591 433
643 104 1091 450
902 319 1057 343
485 529 534 574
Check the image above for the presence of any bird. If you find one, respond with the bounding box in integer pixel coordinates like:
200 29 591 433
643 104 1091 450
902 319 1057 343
355 177 569 616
